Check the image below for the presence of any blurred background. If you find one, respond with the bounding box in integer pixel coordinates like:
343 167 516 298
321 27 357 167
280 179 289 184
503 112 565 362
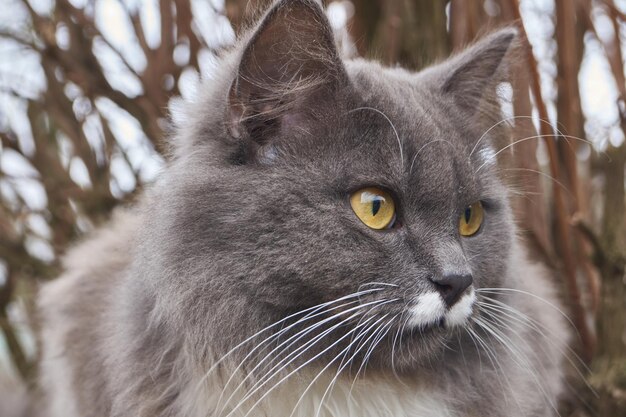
0 0 624 415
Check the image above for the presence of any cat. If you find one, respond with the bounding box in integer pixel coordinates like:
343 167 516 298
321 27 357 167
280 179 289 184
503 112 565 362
36 0 568 416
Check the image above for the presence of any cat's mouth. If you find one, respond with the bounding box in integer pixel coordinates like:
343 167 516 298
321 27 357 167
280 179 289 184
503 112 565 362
400 317 447 339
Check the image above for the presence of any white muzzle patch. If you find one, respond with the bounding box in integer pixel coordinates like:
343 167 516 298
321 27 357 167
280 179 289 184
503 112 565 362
407 289 476 329
445 289 476 326
407 292 446 328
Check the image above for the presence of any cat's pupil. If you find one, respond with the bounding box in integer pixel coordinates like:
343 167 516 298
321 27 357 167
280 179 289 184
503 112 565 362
464 207 472 223
372 199 382 216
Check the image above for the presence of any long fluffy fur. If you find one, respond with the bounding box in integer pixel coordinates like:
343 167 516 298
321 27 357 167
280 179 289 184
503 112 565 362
36 1 568 416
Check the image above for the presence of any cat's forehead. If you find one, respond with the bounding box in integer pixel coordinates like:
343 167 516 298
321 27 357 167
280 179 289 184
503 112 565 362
345 61 469 147
338 61 477 193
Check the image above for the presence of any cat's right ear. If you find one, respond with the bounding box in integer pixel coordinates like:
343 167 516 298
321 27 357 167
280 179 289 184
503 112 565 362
226 0 347 160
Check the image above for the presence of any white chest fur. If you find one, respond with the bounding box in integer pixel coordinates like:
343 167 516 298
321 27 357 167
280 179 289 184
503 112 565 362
278 375 452 417
187 371 454 417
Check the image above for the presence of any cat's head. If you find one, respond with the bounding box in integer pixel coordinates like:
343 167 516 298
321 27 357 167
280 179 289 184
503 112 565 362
152 0 518 374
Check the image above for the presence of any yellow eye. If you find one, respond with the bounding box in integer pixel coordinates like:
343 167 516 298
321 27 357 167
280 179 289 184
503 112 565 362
350 187 396 230
459 202 484 237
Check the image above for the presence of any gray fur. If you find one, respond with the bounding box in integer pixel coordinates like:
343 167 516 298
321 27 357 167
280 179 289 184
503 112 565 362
37 1 567 416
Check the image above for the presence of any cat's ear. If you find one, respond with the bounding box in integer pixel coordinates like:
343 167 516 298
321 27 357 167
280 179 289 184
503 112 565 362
226 0 347 152
433 28 518 116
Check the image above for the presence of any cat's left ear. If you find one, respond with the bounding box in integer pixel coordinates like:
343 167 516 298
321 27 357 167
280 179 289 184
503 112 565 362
226 0 347 155
428 28 518 117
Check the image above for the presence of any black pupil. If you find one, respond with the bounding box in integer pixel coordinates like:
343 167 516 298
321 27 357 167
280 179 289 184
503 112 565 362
372 198 382 216
464 207 472 223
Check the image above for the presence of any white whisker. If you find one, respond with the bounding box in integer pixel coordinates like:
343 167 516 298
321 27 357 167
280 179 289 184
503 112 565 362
477 297 596 396
347 315 396 399
466 324 519 412
196 287 384 396
313 314 394 417
218 297 389 414
409 139 455 174
474 134 596 173
475 288 576 330
469 115 558 157
232 310 390 417
473 316 561 416
349 107 404 169
216 299 360 412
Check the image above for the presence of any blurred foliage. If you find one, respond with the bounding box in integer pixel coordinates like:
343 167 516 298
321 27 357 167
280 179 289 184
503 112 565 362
0 0 625 415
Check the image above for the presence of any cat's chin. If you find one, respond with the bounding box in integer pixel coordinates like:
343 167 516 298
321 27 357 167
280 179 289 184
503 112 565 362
345 320 460 375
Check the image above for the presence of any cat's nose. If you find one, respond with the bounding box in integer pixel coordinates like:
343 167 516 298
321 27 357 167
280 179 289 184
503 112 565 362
429 273 473 308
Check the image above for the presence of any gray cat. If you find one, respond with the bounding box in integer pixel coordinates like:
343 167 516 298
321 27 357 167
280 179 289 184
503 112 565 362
37 1 567 416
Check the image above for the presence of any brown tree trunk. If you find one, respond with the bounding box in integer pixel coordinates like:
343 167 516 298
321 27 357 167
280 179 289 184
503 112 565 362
350 0 449 69
594 144 626 415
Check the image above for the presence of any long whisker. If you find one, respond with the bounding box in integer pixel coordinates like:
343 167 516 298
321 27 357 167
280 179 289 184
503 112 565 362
358 282 399 289
409 139 456 174
313 314 395 417
361 316 395 374
249 299 394 385
348 107 404 169
464 326 483 373
466 324 519 412
456 330 468 369
390 312 409 387
232 307 393 417
399 313 417 364
475 288 577 331
196 287 384 395
218 298 390 414
475 134 596 173
347 315 396 398
478 309 597 416
477 297 596 395
286 316 377 417
478 298 575 359
469 115 559 157
215 299 361 412
473 316 561 416
500 167 574 199
223 313 364 417
474 316 536 370
345 316 394 402
478 301 565 355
